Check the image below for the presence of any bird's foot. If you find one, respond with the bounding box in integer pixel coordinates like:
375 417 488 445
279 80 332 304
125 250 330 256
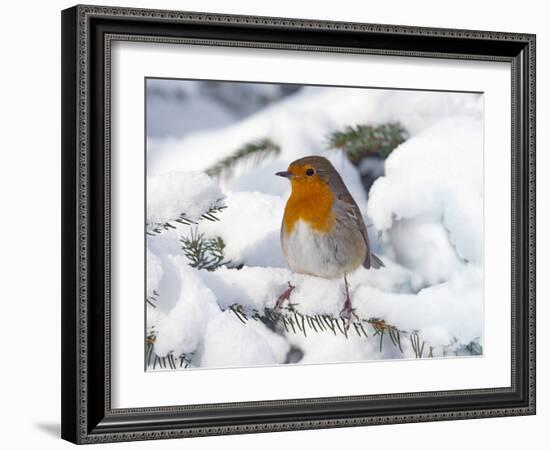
340 297 358 329
274 282 295 315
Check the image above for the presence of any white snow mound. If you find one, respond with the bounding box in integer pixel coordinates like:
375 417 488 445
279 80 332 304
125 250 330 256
147 171 224 224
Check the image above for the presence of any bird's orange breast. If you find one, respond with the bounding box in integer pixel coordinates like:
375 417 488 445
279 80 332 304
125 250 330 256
283 178 335 234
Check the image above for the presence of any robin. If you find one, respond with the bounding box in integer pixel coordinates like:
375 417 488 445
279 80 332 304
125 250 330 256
275 155 384 320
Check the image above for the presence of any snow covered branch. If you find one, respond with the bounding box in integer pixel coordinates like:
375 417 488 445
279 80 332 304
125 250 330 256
145 300 482 371
147 204 226 236
145 333 193 370
229 303 424 357
205 137 280 179
180 228 241 271
147 170 226 236
327 122 408 163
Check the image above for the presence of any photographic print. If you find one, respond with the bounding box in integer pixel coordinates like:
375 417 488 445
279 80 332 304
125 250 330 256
145 78 484 371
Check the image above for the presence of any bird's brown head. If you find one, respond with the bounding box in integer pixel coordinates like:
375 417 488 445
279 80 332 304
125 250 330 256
276 156 351 233
276 156 335 193
276 157 343 234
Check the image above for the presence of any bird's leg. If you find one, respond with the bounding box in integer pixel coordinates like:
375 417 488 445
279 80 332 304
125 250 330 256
274 282 295 314
340 275 358 326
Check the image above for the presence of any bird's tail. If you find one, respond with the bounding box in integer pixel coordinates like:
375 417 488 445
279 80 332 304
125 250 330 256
364 252 385 270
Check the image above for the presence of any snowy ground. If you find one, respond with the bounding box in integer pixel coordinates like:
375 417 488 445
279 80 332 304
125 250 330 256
145 79 484 370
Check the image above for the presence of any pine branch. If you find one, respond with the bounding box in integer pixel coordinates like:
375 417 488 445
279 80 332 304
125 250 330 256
228 303 424 356
145 333 194 370
146 290 159 308
180 228 240 271
206 138 281 179
147 202 226 236
327 122 408 163
410 332 425 358
145 294 194 369
144 303 441 371
144 304 480 370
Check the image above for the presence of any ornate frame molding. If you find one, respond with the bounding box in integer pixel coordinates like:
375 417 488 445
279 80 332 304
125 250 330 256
61 4 536 444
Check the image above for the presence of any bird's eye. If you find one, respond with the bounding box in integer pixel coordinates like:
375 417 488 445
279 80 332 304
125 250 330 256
306 168 315 176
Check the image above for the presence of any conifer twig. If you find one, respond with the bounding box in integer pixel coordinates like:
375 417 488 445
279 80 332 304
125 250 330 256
206 138 281 179
146 290 159 308
180 228 240 271
227 304 432 357
145 332 194 370
327 122 408 163
147 203 226 236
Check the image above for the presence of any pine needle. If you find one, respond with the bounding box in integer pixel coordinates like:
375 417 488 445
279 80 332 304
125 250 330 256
180 228 236 271
206 138 281 179
147 203 227 237
145 300 480 370
327 122 408 163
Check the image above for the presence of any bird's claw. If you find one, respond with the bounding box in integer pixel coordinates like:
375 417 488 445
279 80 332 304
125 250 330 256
340 302 358 331
274 282 295 314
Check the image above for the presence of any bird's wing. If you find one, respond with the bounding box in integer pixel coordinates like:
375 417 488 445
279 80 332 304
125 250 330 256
327 166 384 270
335 193 384 270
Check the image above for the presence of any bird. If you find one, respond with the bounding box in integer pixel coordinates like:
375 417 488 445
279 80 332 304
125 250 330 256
275 155 384 322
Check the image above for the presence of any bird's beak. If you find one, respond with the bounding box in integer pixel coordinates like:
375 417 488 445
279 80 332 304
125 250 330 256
276 171 292 178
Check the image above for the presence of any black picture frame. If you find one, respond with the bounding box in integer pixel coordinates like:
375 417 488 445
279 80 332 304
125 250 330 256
61 4 536 444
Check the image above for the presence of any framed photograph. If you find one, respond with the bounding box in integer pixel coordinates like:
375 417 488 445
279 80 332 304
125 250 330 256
61 4 536 444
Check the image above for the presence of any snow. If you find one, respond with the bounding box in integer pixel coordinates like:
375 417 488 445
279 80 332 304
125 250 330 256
147 171 224 224
146 80 484 370
197 191 286 267
146 79 300 139
386 219 464 290
367 117 483 265
154 258 221 357
146 248 163 295
147 86 481 178
353 265 483 348
198 312 287 368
